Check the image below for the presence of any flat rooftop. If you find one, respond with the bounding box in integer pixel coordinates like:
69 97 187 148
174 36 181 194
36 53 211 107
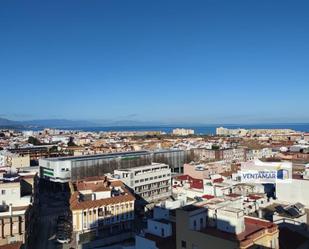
115 162 168 171
181 204 204 212
41 150 150 162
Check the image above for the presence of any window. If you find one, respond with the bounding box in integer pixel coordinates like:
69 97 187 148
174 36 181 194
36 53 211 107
135 180 139 183
1 190 5 195
161 228 165 237
98 208 103 216
181 240 187 248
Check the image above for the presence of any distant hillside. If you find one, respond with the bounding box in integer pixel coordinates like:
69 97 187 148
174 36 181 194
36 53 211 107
0 117 99 129
21 119 100 128
0 118 24 128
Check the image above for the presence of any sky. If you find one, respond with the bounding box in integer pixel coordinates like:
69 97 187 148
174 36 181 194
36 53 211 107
0 0 309 124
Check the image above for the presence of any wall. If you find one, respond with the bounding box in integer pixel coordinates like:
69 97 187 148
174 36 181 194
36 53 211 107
0 182 20 205
216 209 245 234
147 219 172 238
176 209 236 249
276 179 309 207
11 155 30 168
135 235 158 249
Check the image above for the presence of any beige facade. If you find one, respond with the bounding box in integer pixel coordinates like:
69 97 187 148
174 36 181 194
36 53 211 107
11 155 30 168
0 207 27 246
72 200 135 232
69 177 136 247
0 175 35 247
0 151 30 168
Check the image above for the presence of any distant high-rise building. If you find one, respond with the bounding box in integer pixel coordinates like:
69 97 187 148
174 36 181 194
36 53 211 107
172 128 194 136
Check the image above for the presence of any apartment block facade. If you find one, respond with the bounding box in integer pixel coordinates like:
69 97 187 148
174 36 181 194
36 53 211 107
70 177 135 248
114 163 172 203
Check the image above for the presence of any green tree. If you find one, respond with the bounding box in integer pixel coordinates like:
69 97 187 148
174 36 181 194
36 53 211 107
67 137 77 147
50 145 58 152
211 144 220 150
28 136 41 145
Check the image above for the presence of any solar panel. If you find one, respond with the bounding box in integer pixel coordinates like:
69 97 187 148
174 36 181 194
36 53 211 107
275 205 285 213
285 207 301 217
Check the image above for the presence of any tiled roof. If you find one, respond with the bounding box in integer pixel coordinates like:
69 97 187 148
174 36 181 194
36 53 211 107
213 178 224 183
200 216 278 247
247 194 263 200
174 174 204 189
70 192 135 210
174 174 192 181
76 182 110 192
190 179 203 189
70 178 135 211
202 194 215 200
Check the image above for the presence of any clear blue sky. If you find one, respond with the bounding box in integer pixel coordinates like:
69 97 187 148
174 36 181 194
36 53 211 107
1 0 308 124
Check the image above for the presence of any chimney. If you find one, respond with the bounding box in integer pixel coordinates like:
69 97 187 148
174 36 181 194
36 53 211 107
9 203 13 216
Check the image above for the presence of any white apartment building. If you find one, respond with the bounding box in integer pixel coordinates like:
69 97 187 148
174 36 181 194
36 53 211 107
276 168 309 207
216 127 297 137
0 182 26 207
216 127 247 136
0 151 30 168
220 148 246 163
172 128 194 136
114 163 172 203
0 178 33 246
246 148 274 160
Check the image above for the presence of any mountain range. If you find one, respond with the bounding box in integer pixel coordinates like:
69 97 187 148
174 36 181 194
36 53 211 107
0 117 171 129
0 117 102 129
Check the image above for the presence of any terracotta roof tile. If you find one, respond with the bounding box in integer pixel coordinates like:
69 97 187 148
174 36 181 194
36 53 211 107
70 178 135 211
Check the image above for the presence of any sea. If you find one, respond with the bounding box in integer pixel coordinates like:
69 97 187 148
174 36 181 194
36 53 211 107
53 124 309 135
